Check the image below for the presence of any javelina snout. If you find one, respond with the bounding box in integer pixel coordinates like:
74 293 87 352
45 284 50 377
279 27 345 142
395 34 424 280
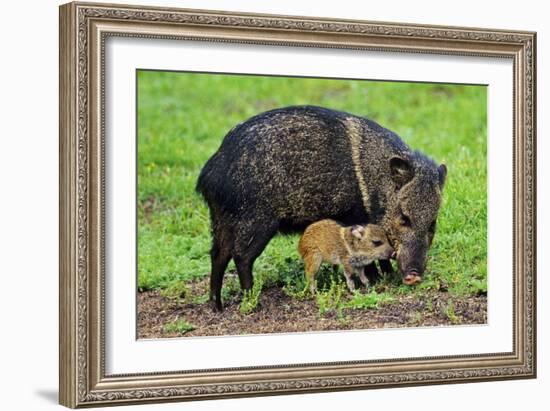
395 236 428 285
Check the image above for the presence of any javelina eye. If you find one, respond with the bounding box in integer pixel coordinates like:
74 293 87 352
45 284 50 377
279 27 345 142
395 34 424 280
372 240 383 247
400 212 411 227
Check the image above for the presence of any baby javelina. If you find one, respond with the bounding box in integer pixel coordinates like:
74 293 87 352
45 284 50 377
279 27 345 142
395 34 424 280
298 219 395 294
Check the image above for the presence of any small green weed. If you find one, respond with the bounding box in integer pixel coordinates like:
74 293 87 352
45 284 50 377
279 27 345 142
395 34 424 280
426 298 434 312
159 281 189 301
444 300 460 325
190 293 209 305
163 319 196 335
239 276 264 315
467 278 488 296
315 279 346 317
410 312 423 324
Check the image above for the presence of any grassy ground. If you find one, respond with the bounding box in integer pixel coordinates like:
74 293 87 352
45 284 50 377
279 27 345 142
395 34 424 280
137 70 487 336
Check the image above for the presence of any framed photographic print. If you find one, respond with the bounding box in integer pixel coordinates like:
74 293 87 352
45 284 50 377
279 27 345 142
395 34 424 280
59 1 537 408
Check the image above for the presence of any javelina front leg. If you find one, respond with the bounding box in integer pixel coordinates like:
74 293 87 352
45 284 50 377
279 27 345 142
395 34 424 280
234 255 254 291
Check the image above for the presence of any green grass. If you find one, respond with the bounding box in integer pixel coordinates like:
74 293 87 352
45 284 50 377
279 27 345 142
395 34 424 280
137 70 487 304
344 290 396 310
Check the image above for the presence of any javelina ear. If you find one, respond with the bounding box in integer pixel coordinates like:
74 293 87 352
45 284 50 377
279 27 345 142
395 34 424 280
438 164 447 189
351 225 365 239
389 157 413 187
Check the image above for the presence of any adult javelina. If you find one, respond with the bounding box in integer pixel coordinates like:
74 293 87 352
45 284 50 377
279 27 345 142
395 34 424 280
197 105 447 311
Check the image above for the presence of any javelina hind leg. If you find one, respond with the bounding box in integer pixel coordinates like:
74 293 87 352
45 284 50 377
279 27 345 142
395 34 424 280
233 221 278 293
209 240 232 312
364 263 380 283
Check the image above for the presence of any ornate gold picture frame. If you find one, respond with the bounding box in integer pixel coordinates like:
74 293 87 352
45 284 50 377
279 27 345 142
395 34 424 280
59 1 536 408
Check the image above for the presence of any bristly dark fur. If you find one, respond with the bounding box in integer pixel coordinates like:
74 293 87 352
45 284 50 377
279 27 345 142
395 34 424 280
196 105 446 310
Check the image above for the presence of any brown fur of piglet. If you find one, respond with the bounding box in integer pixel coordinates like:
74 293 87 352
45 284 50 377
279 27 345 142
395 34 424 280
298 219 394 294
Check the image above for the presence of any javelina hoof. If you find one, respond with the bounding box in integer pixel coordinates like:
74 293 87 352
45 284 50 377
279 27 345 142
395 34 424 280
210 297 223 312
403 274 422 285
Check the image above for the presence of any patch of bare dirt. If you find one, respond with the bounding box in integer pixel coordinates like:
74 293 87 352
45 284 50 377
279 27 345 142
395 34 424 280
138 278 487 339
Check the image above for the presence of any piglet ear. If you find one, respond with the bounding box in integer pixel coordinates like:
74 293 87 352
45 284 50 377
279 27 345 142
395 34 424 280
438 164 447 189
351 225 365 239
